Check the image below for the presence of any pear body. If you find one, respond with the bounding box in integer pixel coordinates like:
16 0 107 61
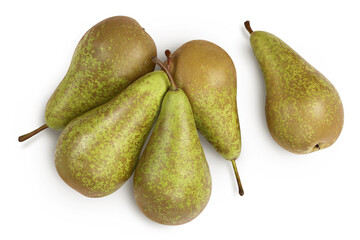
55 71 169 197
133 88 211 225
167 40 241 160
46 16 156 130
250 31 344 153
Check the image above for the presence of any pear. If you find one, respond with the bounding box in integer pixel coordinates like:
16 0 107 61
133 58 211 225
166 42 244 195
19 16 156 141
55 71 170 197
244 21 344 153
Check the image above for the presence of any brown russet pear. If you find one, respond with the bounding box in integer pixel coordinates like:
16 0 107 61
133 58 211 225
244 21 344 153
166 42 244 195
55 71 170 197
19 16 156 142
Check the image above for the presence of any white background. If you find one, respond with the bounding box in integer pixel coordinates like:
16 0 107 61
1 0 359 239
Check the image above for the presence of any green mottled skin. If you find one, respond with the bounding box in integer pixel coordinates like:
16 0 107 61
46 16 156 130
250 31 344 153
133 89 211 225
55 71 170 197
167 40 241 160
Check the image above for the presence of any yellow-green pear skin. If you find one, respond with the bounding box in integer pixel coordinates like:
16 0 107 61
45 16 157 130
133 88 212 225
55 71 170 197
167 40 241 161
246 22 344 153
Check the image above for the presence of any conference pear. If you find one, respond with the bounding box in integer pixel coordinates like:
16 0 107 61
55 71 170 197
165 42 243 195
133 58 211 225
19 16 156 142
244 21 344 153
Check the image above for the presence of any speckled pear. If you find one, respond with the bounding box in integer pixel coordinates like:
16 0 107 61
166 42 243 195
55 71 170 197
19 16 156 141
133 58 211 225
245 21 344 153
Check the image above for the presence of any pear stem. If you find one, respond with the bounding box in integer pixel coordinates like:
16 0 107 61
244 21 253 34
165 49 172 70
18 124 48 142
231 159 244 196
152 56 178 91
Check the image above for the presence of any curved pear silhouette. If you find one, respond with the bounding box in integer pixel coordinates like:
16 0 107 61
134 58 211 225
19 16 156 141
166 42 243 195
245 21 344 153
55 71 169 197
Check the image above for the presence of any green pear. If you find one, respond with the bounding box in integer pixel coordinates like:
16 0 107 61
19 16 156 141
244 21 344 153
166 42 243 195
55 71 170 197
133 58 211 225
